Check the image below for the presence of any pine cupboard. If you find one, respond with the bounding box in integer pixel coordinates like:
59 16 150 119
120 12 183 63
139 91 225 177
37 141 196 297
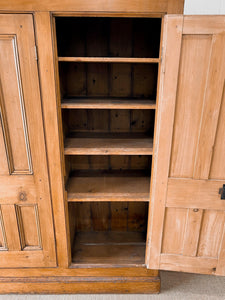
0 0 224 294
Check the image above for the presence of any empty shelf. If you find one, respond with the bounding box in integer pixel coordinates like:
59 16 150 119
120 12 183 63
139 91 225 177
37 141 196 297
71 231 146 267
64 136 153 155
58 57 160 63
67 172 150 202
61 98 156 109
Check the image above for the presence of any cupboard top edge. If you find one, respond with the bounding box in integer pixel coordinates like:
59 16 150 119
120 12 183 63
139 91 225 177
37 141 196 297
0 0 184 14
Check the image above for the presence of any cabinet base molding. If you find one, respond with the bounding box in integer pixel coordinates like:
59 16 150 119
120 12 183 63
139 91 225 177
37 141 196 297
0 268 160 294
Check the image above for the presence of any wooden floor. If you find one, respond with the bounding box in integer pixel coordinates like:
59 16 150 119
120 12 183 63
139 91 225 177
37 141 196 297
71 231 146 267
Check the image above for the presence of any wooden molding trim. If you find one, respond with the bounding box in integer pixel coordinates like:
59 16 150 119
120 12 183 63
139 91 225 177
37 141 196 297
0 272 160 294
0 0 184 13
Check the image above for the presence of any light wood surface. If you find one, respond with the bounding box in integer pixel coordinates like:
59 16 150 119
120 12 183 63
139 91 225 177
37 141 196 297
167 178 225 210
0 14 56 268
0 278 160 294
67 174 150 201
61 98 156 109
0 0 184 13
58 57 160 63
34 12 71 267
72 232 146 266
193 32 225 179
170 35 212 178
160 254 217 275
148 15 225 276
64 136 153 155
146 15 183 269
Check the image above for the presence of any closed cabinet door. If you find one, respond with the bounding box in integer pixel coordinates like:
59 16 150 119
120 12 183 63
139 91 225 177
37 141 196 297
147 15 225 275
0 14 56 267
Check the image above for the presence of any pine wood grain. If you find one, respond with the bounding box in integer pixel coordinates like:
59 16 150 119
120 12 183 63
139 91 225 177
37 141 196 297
64 136 153 155
167 178 225 211
170 35 212 178
0 0 168 13
35 12 70 267
149 16 225 276
67 174 150 202
146 15 183 269
72 232 146 266
58 57 160 63
193 32 225 179
0 13 56 268
61 98 156 109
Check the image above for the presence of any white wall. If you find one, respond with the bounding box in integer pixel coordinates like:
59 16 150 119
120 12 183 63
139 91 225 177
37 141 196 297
184 0 225 14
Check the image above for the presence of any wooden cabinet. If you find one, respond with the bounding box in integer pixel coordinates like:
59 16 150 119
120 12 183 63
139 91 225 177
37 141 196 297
148 15 225 276
0 0 224 294
0 14 56 267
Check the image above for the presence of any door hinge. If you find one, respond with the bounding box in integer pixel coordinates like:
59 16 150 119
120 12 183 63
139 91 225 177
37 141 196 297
34 45 38 61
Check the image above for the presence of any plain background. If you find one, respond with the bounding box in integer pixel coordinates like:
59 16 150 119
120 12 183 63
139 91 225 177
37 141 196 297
184 0 225 14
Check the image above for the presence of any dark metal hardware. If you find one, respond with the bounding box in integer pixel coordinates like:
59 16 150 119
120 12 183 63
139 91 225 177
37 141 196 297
19 191 27 201
219 184 225 200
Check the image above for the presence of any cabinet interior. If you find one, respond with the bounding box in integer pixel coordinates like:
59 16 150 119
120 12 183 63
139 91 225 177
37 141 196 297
56 17 161 58
55 16 161 267
69 201 148 266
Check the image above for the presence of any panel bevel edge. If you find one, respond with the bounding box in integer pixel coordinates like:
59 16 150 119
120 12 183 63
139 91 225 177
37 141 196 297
15 204 42 251
0 34 33 175
0 205 7 251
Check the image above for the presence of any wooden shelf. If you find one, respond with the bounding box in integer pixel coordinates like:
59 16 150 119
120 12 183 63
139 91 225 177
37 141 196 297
61 98 156 109
64 134 153 155
66 171 150 202
58 57 160 63
71 231 146 267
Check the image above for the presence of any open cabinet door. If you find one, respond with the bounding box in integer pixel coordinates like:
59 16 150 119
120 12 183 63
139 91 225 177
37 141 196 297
0 14 56 267
147 15 225 275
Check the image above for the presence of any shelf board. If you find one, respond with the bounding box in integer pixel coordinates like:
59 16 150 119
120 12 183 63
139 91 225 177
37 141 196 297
66 172 150 202
64 134 153 155
58 57 160 63
71 231 146 267
61 98 156 109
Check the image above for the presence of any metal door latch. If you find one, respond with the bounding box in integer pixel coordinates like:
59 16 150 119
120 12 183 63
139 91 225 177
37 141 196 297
219 184 225 200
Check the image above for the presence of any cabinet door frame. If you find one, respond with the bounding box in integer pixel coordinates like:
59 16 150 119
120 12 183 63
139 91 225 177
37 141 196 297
146 15 225 275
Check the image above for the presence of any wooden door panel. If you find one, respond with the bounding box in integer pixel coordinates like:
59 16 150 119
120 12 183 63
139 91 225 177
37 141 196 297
16 204 42 250
0 207 7 250
147 16 225 275
0 14 56 267
170 34 212 178
210 86 225 179
1 205 21 251
0 35 32 174
162 208 225 259
0 121 8 175
197 210 225 258
167 179 225 210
